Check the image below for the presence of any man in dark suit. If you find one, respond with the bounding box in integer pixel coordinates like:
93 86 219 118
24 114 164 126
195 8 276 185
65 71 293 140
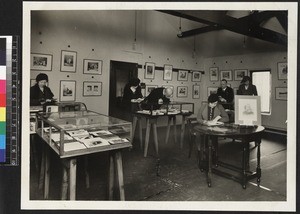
217 79 234 110
141 87 173 110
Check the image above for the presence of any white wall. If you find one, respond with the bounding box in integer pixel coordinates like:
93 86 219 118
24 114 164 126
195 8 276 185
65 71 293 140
31 10 287 130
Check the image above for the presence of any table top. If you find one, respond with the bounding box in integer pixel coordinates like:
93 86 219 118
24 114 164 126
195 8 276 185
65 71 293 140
193 124 265 137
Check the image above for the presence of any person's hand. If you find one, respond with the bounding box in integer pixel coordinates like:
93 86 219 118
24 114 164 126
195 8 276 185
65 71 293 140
219 97 226 102
158 98 163 104
45 99 52 102
136 98 144 103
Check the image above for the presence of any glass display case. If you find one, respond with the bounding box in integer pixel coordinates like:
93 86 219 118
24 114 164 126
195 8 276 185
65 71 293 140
36 110 132 158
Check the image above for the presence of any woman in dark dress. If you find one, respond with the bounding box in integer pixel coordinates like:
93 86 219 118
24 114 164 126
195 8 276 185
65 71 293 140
122 77 143 112
30 73 54 106
237 76 258 96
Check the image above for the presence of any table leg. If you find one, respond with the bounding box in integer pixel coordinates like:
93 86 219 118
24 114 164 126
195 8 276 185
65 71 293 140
180 115 186 148
144 119 151 157
84 156 90 188
44 147 50 199
256 139 261 185
165 116 172 144
242 141 247 189
173 116 177 144
114 151 125 200
108 154 114 200
39 143 45 190
132 116 138 142
207 137 212 187
138 118 143 150
61 161 68 200
69 158 77 200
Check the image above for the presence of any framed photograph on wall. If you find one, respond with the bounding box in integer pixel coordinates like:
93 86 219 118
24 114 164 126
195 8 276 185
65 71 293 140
192 85 200 99
83 81 102 96
83 59 102 75
234 69 248 81
30 53 53 71
234 95 261 126
177 86 188 97
178 70 188 81
192 71 201 82
60 80 76 101
162 85 174 98
145 62 155 79
207 87 218 97
209 67 219 81
163 64 173 81
60 50 77 72
277 62 287 80
275 87 287 100
145 85 158 97
220 70 232 81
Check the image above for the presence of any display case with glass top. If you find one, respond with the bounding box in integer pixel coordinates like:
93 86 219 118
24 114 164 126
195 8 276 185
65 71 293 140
36 110 132 158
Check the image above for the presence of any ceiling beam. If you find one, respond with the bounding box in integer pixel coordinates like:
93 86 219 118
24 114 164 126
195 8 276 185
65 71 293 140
159 10 287 46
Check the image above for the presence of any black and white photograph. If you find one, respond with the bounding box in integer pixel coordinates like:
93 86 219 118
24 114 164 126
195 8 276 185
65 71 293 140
83 59 102 75
30 53 53 71
19 2 297 213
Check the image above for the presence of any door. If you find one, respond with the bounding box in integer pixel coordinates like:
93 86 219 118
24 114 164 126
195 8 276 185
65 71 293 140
109 60 138 120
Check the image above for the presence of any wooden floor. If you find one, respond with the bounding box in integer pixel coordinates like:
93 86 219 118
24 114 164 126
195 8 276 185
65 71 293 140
30 127 287 201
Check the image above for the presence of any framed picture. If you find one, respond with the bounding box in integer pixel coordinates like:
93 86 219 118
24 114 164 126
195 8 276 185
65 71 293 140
220 70 232 81
30 53 52 71
83 59 102 75
192 85 200 99
234 69 248 81
60 80 76 101
207 87 218 97
60 50 77 72
192 71 201 82
209 67 219 81
145 85 158 97
163 64 173 81
83 81 102 96
235 95 261 126
277 62 287 80
177 86 188 97
162 85 174 98
275 87 287 100
145 62 155 79
178 70 188 81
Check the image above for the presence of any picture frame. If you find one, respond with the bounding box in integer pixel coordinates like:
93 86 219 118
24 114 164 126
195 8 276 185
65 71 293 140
277 62 287 80
145 62 155 79
192 71 201 82
30 53 53 71
192 85 200 99
162 85 174 98
83 81 102 96
178 70 188 81
163 64 173 81
275 87 287 100
207 87 218 97
177 86 188 98
83 59 102 75
60 50 77 72
220 70 232 81
209 67 219 81
145 85 158 97
234 69 248 81
234 95 261 126
60 80 76 102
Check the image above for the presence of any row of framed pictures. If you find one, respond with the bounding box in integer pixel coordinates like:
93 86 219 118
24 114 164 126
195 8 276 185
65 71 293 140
30 79 102 101
145 62 202 82
31 51 103 75
145 85 201 99
209 62 287 81
207 86 287 101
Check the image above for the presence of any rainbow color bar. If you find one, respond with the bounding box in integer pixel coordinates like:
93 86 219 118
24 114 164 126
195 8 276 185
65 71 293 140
0 38 6 162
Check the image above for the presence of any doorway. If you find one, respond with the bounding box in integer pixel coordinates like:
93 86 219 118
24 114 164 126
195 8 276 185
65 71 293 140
109 60 138 121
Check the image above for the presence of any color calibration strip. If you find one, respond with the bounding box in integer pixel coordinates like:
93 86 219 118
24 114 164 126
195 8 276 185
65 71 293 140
0 38 6 163
0 36 19 166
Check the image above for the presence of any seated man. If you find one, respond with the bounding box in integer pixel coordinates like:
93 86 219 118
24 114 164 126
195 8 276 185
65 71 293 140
217 79 234 110
141 87 173 110
197 93 229 126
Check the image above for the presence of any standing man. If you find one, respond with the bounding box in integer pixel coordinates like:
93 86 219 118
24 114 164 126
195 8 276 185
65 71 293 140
141 87 173 110
217 79 234 109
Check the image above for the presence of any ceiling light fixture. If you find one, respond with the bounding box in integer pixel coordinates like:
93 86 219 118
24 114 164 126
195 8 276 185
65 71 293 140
132 11 137 50
192 36 196 58
177 17 182 37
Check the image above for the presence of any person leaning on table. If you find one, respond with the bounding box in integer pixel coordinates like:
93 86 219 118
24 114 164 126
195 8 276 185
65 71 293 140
30 73 55 106
197 93 229 126
122 77 143 112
